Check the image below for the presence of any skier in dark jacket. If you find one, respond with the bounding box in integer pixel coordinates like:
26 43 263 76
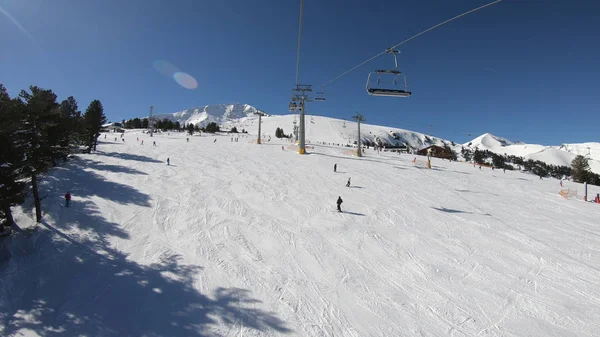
336 196 343 212
346 177 351 187
334 163 337 172
65 192 71 208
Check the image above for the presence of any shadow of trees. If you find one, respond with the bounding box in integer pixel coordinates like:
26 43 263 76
40 158 152 208
95 151 163 163
0 155 291 336
432 206 491 217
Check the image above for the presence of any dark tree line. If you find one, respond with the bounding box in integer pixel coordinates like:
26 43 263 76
0 83 106 233
461 147 599 184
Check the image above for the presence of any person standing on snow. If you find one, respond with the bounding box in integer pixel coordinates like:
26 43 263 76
334 163 337 172
337 196 343 212
167 158 170 166
346 177 351 187
65 192 71 208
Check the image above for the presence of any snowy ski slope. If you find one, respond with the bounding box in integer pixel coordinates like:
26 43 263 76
2 129 600 337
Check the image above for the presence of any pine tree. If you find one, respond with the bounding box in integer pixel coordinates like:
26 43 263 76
83 100 107 152
205 122 220 133
56 96 82 158
18 86 60 222
187 123 195 135
0 84 27 230
571 155 591 183
230 126 238 133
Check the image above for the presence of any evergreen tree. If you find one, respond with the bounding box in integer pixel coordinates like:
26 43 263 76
83 100 106 152
19 86 60 222
230 126 238 133
175 121 181 131
275 127 284 138
473 149 484 164
56 96 82 157
205 122 220 133
492 153 505 168
141 118 148 129
571 155 591 183
187 123 195 135
0 85 27 230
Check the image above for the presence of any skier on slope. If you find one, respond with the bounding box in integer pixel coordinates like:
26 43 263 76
65 192 71 208
346 177 351 187
337 196 343 212
167 158 170 166
334 163 337 172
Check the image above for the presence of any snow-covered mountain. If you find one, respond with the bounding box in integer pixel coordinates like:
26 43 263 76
153 103 264 127
465 133 600 173
466 133 516 148
222 114 460 153
153 104 600 174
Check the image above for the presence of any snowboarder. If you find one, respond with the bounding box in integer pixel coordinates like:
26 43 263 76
214 139 217 143
334 164 337 172
167 158 170 166
337 196 343 212
560 180 563 187
65 192 71 208
346 177 351 187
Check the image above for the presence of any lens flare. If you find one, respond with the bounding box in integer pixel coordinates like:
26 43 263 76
153 60 180 78
173 72 198 90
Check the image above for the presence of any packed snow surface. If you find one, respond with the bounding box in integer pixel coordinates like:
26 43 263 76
2 128 600 336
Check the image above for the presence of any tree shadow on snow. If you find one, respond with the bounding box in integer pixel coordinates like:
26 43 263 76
1 156 291 336
429 167 470 175
40 160 152 208
95 151 162 163
455 189 499 197
75 158 148 175
432 207 491 216
0 222 291 337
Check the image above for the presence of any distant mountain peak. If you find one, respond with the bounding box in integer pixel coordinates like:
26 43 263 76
152 103 265 127
466 133 514 148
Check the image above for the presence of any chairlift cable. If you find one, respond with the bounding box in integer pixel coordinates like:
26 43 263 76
295 0 305 86
319 0 503 88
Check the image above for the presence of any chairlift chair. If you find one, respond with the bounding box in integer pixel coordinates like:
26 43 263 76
315 88 326 101
289 102 297 112
366 49 411 97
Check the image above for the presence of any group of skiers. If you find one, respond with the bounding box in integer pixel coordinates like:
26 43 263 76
333 163 353 212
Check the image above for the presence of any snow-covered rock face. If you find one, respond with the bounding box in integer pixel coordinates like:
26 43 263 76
153 103 262 127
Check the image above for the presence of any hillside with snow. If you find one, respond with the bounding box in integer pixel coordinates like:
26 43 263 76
153 103 263 127
223 114 459 152
151 105 600 174
465 133 600 174
2 127 600 336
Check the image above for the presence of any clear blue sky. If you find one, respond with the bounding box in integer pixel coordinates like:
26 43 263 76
1 0 598 145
